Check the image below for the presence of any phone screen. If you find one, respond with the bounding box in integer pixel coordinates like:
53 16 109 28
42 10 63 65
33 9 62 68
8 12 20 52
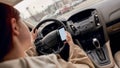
58 28 66 41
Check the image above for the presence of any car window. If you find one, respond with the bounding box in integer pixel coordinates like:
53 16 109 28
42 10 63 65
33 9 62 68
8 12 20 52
14 0 85 26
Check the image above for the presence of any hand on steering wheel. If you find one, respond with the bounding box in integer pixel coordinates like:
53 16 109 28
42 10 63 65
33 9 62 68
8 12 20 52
31 29 38 42
31 29 38 41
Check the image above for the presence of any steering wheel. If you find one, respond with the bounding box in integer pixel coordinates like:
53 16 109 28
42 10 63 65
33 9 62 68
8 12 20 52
34 19 67 55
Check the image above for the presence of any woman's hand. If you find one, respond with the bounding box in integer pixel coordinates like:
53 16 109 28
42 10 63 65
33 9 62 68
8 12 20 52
65 31 75 46
31 29 38 42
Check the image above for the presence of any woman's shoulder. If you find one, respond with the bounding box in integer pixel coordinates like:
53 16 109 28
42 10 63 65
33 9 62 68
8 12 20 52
0 54 91 68
0 54 62 68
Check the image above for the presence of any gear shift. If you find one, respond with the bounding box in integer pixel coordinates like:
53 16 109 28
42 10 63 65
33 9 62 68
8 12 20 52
92 38 100 49
92 38 106 61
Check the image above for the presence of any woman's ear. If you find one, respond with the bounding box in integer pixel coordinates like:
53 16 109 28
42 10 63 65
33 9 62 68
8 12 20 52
11 18 19 36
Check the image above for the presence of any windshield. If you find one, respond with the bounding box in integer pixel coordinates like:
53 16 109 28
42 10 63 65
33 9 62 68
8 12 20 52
14 0 85 26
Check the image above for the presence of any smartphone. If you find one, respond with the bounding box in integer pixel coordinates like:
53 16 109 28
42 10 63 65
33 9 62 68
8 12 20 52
58 28 66 41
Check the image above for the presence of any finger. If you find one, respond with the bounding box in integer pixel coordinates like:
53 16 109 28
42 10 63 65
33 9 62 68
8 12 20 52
32 28 37 34
32 28 37 33
35 29 38 33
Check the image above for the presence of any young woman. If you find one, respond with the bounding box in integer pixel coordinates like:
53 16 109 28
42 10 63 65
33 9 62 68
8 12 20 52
0 2 94 68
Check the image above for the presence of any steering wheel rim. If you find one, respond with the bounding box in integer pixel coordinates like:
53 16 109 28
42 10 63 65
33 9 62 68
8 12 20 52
34 18 67 55
34 19 66 32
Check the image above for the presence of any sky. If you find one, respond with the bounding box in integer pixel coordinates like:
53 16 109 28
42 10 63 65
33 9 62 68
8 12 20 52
14 0 54 18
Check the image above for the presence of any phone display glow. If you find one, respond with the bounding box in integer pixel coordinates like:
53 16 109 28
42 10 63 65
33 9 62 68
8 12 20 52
59 28 66 41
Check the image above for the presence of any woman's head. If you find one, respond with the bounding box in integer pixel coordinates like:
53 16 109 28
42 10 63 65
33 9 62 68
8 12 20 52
0 3 32 61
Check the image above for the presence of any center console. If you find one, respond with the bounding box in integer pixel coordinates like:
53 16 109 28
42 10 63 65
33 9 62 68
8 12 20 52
67 9 115 68
78 27 111 66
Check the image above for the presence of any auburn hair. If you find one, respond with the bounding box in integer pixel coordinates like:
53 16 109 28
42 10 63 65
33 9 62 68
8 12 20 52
0 2 20 61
